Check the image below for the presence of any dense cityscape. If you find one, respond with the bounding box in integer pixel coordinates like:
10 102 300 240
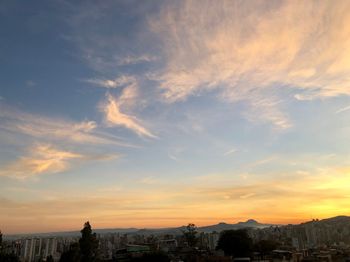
1 216 350 262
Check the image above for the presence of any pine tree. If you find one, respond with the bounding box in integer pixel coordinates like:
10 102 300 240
79 222 99 262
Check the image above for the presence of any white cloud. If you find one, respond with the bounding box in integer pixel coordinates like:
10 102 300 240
102 94 156 138
335 105 350 114
149 0 350 127
86 75 137 89
117 54 157 66
224 148 237 156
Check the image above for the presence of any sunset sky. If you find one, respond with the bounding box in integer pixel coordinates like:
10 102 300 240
1 0 350 234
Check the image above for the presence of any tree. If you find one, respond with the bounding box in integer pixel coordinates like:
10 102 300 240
0 231 19 262
59 243 81 262
79 221 99 262
253 239 277 259
216 229 253 257
182 223 198 247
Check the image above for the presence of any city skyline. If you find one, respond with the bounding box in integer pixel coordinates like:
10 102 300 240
1 0 350 234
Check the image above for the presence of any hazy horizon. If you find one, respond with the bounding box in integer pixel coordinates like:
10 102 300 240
1 0 350 235
6 215 348 236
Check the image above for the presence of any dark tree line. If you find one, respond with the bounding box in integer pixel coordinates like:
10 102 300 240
217 229 253 257
216 229 277 259
0 230 20 262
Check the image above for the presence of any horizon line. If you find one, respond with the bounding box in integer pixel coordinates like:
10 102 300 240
4 215 348 237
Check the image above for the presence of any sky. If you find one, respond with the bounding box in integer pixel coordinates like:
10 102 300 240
1 0 350 234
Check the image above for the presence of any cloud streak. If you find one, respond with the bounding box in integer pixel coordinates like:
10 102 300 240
0 144 82 178
0 106 128 146
86 75 137 89
102 94 156 138
117 54 157 66
335 105 350 114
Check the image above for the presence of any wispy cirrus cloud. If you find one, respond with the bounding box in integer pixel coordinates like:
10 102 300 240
224 148 237 156
0 144 82 178
85 75 137 89
0 106 128 146
101 94 156 138
335 105 350 114
66 1 350 130
148 0 350 128
0 143 120 179
117 54 157 66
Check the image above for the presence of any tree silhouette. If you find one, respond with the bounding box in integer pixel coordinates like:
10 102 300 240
59 243 81 262
79 221 99 262
0 231 20 262
254 239 277 259
216 229 253 257
60 222 99 262
0 253 20 262
182 223 198 247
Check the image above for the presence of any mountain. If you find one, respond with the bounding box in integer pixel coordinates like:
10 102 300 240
311 215 350 224
126 219 273 236
196 219 273 233
3 219 274 239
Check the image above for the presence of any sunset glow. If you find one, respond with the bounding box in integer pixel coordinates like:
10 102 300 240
1 0 350 234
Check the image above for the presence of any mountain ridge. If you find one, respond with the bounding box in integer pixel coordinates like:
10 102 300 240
4 216 349 239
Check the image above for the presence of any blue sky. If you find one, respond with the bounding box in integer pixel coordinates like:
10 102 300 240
1 0 350 234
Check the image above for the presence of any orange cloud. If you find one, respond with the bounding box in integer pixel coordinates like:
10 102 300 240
0 144 82 178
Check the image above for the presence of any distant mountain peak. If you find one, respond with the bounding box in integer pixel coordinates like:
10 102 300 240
246 219 258 224
237 219 259 224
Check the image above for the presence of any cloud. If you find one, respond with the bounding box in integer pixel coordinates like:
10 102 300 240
0 143 120 179
138 176 158 185
117 54 157 66
25 80 36 87
102 94 156 138
224 148 237 156
243 97 292 129
117 80 140 111
0 106 128 146
335 105 350 114
0 144 82 178
149 0 350 127
85 75 137 89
